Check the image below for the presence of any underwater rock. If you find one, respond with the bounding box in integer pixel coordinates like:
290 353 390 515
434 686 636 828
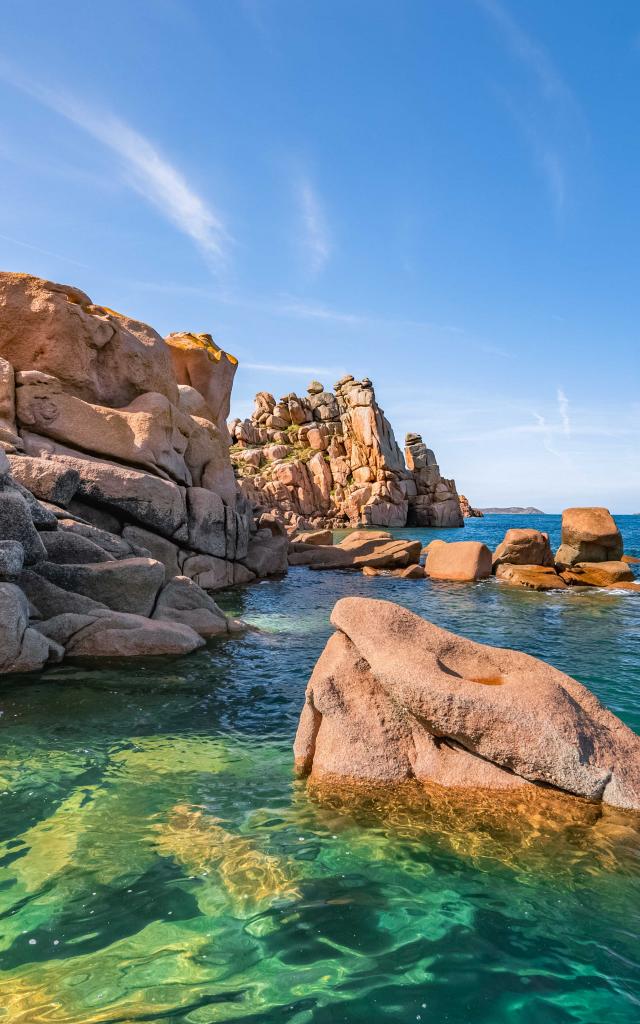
294 596 640 810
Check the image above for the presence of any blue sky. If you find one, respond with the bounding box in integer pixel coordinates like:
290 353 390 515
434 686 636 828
0 1 638 511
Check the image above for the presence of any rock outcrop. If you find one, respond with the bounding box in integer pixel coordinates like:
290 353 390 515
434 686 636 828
492 512 638 594
229 376 464 532
294 597 640 810
459 494 484 518
0 272 288 673
555 507 623 567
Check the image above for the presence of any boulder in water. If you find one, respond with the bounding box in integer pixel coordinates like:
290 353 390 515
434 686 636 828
294 597 640 810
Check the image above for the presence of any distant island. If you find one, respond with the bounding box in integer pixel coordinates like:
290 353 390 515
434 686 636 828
479 506 545 515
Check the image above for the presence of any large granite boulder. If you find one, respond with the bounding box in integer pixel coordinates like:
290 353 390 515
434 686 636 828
0 273 178 407
492 528 554 569
555 507 623 567
294 597 640 809
16 376 193 484
35 557 166 616
0 583 62 672
425 540 492 581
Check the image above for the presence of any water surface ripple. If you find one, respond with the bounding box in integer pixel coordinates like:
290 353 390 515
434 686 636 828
0 515 639 1023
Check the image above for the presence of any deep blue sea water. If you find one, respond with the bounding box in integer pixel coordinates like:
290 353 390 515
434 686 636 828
0 514 639 1023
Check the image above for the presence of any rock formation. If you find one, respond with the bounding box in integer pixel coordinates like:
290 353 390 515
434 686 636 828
459 494 484 518
492 513 637 593
0 272 288 673
289 529 422 570
424 540 492 581
294 597 640 810
229 377 464 531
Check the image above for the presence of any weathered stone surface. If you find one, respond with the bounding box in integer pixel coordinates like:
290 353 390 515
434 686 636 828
363 564 426 579
20 452 188 540
0 487 47 563
16 378 194 485
0 539 24 578
181 553 235 592
36 557 165 616
0 582 62 672
296 529 333 546
63 610 205 658
290 530 421 570
41 530 115 565
18 569 107 618
555 507 623 567
495 564 567 591
59 519 139 560
165 332 237 434
0 273 178 407
122 525 181 578
7 454 80 506
241 530 288 577
294 597 640 809
186 486 226 557
0 356 21 447
425 541 492 581
492 529 554 569
560 561 634 588
152 576 230 637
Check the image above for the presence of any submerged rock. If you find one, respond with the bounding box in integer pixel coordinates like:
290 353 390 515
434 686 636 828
294 597 640 810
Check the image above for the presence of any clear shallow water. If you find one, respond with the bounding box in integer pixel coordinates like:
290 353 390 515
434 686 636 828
0 514 639 1023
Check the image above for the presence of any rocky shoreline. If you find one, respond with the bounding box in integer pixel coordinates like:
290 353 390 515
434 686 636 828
0 272 288 673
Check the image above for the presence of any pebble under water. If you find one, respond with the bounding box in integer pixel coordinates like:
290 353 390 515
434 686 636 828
0 514 639 1024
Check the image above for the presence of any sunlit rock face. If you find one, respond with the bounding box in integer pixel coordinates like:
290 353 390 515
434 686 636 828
294 596 640 811
229 376 465 532
0 272 288 672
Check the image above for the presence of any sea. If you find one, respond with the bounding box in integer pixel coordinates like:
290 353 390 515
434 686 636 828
0 513 638 1023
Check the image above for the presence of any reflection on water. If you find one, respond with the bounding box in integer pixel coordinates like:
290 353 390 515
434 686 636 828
0 515 639 1023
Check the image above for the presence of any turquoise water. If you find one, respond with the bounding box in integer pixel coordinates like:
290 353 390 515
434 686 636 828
0 514 639 1023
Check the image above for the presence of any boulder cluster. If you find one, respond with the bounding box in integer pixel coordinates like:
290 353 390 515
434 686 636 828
294 596 640 809
286 507 639 591
229 377 464 531
0 272 288 674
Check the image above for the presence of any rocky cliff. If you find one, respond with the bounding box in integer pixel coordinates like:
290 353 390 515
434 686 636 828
0 272 287 674
229 376 463 531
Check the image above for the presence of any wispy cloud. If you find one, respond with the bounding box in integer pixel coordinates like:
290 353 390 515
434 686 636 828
476 0 578 110
243 362 345 376
0 61 230 264
501 93 567 215
477 0 587 219
295 177 331 273
557 387 571 435
0 231 90 269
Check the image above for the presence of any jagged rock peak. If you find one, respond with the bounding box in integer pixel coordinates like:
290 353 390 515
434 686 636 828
229 373 465 533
